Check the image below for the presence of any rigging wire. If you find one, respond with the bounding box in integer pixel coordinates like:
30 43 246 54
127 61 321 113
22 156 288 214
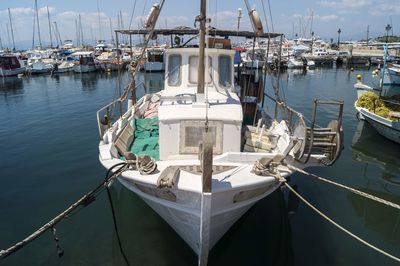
259 0 270 33
267 0 274 32
128 0 137 30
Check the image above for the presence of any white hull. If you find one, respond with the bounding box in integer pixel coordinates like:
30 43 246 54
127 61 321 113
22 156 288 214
30 68 51 74
53 67 73 73
355 105 400 144
74 64 97 73
287 59 304 69
144 62 165 72
101 155 284 255
0 67 26 77
387 67 400 85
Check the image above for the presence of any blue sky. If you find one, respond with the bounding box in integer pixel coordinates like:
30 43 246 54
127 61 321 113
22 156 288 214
0 0 399 49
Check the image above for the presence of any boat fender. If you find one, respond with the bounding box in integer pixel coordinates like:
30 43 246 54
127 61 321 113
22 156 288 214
249 9 263 36
144 4 161 30
356 74 362 83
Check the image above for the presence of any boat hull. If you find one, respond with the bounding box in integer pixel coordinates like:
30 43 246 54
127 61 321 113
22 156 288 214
387 67 400 85
74 64 97 73
0 67 26 77
356 106 400 144
118 176 281 255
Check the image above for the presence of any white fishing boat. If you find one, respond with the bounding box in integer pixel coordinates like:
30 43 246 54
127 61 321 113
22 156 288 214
97 2 344 265
387 64 400 85
0 54 26 77
354 76 400 144
72 51 97 73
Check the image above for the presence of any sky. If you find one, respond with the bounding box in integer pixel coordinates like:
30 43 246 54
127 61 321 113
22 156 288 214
0 0 399 49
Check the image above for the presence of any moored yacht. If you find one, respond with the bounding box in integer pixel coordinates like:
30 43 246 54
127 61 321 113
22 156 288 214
0 54 26 77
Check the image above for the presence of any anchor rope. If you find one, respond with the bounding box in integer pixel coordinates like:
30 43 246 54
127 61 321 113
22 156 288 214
285 164 400 211
0 163 129 260
284 182 400 263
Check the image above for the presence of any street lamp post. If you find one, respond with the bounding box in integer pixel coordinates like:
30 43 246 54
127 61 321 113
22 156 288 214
385 24 392 43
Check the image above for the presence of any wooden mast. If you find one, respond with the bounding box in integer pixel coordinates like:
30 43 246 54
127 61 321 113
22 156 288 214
196 0 206 98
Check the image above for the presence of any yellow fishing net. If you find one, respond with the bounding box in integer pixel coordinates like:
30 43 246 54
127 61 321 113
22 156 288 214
356 91 400 120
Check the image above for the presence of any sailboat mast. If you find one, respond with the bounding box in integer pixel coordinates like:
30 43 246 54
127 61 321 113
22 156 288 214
35 0 42 48
8 8 16 51
47 6 53 48
97 0 102 41
109 17 114 44
197 0 206 96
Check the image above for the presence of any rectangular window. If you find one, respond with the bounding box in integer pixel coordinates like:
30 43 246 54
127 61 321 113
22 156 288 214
189 56 212 84
167 54 181 86
179 120 223 154
218 55 232 87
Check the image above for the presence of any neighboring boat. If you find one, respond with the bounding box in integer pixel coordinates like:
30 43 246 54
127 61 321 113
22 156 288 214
287 57 304 69
72 52 97 73
28 59 53 74
144 47 165 72
387 64 400 85
97 4 344 265
302 47 334 66
242 48 265 69
0 54 26 77
354 75 400 144
52 61 75 74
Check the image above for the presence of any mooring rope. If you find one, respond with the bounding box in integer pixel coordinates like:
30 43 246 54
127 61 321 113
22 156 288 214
285 164 400 211
0 163 129 260
284 182 400 263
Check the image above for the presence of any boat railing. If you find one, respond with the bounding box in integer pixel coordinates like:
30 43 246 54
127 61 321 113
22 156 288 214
263 93 344 165
96 81 146 139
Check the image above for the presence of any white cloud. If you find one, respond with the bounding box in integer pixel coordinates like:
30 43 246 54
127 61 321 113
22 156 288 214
318 0 372 9
369 3 400 16
314 14 339 22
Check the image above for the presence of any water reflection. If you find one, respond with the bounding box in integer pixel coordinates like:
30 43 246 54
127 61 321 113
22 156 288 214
0 76 24 92
352 121 400 186
76 72 99 90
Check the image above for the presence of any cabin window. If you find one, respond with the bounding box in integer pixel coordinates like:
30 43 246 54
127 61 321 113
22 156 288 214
218 55 232 87
179 120 223 155
168 54 182 86
189 56 212 84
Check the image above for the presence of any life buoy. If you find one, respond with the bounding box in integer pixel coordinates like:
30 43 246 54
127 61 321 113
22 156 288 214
249 9 264 36
144 4 161 30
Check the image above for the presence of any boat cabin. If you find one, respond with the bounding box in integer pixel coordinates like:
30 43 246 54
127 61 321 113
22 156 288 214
0 55 21 70
158 46 242 160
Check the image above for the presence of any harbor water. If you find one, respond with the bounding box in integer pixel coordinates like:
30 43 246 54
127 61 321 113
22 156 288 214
1 68 399 265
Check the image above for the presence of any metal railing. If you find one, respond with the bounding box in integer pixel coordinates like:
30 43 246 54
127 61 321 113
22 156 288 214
96 81 146 139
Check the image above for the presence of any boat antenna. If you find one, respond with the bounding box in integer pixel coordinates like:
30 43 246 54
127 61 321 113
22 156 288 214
8 8 16 51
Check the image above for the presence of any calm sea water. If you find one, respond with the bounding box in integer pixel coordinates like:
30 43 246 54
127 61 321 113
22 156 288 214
1 67 399 266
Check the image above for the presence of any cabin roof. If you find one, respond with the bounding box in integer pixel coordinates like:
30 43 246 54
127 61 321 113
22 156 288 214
115 27 282 39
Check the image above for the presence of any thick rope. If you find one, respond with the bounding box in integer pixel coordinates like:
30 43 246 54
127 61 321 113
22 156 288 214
0 163 128 260
285 182 400 263
286 164 400 211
